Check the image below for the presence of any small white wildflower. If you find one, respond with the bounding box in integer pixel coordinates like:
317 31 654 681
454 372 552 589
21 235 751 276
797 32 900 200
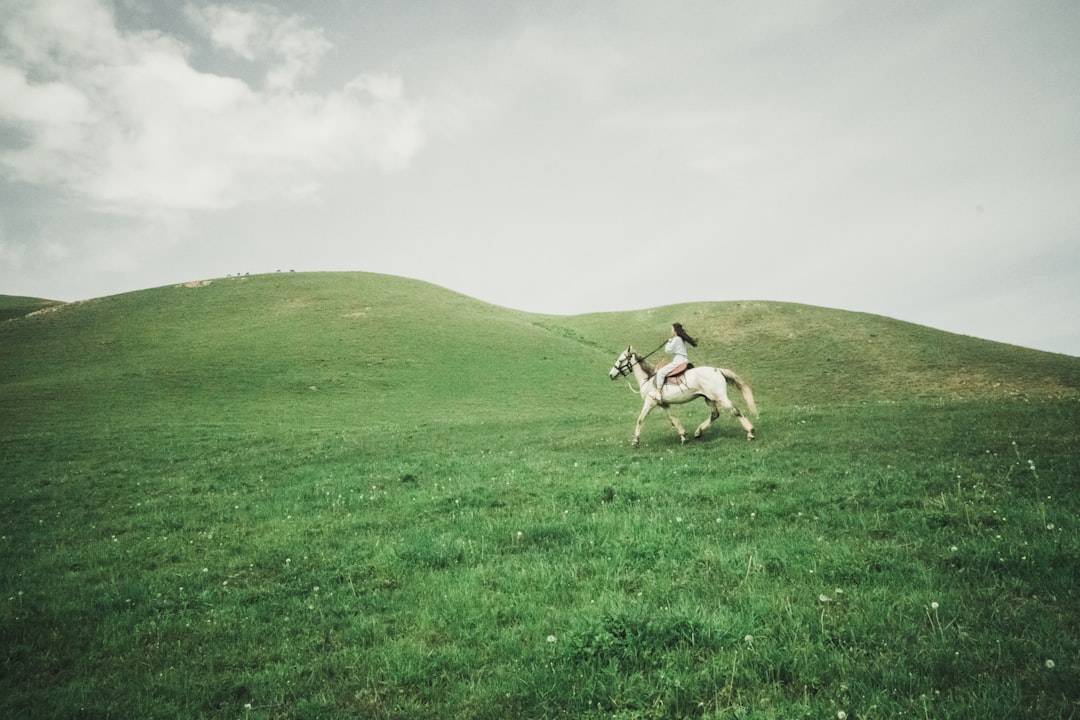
931 601 939 610
547 635 557 643
676 516 683 523
1046 523 1055 530
837 712 847 720
819 594 830 603
834 588 843 595
1045 659 1055 669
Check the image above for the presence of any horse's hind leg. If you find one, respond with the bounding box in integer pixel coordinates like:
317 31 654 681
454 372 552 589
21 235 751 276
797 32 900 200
706 395 755 440
694 401 721 439
736 407 755 440
729 401 755 440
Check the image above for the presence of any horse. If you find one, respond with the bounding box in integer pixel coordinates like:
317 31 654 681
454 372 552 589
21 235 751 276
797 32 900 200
608 346 758 446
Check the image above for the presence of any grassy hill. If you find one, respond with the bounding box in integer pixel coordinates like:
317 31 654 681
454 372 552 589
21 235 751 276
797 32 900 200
0 293 64 323
3 272 1074 424
2 272 1078 719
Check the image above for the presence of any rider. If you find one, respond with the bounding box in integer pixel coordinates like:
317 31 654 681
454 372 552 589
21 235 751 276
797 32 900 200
650 323 697 401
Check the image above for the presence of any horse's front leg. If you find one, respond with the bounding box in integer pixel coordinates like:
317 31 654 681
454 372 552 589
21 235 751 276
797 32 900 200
662 407 688 444
632 400 657 447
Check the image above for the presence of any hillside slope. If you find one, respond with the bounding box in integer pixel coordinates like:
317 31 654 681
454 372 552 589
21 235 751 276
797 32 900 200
0 294 64 323
1 273 599 431
2 272 1078 719
2 272 1078 433
562 300 1080 405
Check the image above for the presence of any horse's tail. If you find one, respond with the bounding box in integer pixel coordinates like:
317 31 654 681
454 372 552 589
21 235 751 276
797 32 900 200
721 369 758 417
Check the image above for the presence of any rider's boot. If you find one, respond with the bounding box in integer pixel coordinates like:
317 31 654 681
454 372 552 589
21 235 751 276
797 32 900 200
649 377 663 402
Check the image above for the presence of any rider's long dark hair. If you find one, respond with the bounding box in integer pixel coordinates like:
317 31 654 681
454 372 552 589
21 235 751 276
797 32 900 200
673 323 698 347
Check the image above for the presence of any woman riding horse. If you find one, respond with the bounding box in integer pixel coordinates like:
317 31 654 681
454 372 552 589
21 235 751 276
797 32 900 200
650 323 697 402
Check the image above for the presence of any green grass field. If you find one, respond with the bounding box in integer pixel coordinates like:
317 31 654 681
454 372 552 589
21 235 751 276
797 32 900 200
2 272 1078 719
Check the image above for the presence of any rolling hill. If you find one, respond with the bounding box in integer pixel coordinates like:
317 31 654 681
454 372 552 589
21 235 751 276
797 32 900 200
2 272 1078 719
2 271 1076 432
0 294 63 323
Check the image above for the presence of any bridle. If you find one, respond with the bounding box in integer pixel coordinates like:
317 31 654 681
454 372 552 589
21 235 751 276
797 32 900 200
611 349 641 379
611 340 665 380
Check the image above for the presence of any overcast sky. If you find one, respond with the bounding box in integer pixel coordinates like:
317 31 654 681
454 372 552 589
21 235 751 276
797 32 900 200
1 0 1078 355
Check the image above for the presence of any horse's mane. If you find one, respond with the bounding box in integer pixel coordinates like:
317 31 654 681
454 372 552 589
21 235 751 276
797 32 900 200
633 352 657 377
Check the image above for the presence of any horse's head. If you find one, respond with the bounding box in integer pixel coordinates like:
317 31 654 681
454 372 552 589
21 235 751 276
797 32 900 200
609 346 636 380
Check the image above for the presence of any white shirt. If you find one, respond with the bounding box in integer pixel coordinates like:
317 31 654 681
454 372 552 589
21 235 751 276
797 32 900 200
664 336 689 365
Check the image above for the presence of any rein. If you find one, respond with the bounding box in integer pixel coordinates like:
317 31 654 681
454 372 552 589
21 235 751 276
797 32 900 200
639 340 666 362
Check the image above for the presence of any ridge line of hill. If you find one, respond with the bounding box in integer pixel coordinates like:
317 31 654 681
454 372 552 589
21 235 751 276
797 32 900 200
2 272 1076 413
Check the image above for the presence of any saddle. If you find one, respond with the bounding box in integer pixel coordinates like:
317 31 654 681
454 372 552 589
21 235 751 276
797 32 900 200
657 362 693 386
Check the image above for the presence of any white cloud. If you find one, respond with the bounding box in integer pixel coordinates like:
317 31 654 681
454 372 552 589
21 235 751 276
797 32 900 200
0 0 425 215
184 2 332 91
1 0 126 69
0 65 93 180
186 4 263 60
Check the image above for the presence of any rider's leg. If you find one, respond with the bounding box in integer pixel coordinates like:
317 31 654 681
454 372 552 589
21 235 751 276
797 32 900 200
650 366 669 401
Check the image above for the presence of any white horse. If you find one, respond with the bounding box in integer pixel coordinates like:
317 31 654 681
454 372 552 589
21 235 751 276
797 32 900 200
608 346 758 446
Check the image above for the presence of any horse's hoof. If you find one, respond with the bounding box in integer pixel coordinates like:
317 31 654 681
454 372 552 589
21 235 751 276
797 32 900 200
631 438 640 447
680 436 688 445
746 432 755 441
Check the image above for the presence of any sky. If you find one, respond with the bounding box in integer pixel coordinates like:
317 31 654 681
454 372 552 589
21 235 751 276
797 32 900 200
1 0 1078 356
